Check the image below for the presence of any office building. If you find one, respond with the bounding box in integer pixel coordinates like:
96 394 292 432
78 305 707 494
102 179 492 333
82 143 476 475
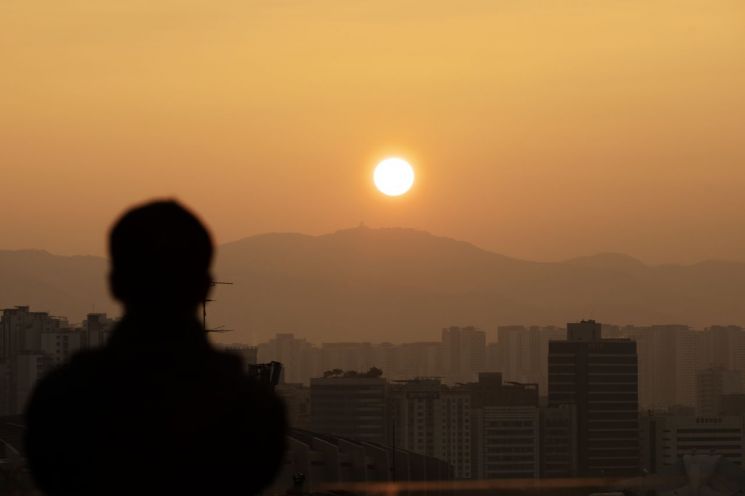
310 375 389 445
1 306 67 360
0 306 80 415
40 329 82 368
392 378 472 479
540 405 577 477
549 320 639 476
468 374 540 479
473 406 540 479
641 414 745 470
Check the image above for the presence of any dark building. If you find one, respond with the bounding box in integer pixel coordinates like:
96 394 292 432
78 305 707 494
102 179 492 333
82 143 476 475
466 373 542 479
722 394 745 416
310 376 389 445
548 320 639 476
540 405 577 478
463 372 539 409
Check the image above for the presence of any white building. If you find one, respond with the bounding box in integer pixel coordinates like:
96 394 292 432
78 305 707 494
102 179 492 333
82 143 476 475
392 379 472 479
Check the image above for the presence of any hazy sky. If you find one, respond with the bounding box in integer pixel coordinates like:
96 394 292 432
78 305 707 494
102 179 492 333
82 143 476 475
2 1 744 264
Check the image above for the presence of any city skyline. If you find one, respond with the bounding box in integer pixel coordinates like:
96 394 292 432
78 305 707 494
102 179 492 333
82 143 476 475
5 304 745 413
7 306 745 492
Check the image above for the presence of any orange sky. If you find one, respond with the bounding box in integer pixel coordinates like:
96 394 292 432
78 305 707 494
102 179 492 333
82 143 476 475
1 1 744 264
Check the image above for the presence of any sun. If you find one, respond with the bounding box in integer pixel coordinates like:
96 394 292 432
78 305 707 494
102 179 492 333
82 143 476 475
373 158 415 197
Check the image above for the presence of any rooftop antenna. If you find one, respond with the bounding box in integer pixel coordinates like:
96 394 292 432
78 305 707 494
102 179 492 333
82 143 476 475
203 281 234 333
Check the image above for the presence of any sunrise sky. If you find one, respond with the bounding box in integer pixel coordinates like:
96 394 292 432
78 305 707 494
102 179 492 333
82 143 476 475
2 1 744 264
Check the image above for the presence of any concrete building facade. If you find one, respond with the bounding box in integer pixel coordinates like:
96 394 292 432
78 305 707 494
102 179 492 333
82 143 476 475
310 376 389 446
549 320 640 476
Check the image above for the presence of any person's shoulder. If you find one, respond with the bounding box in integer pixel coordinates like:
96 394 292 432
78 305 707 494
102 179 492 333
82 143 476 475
27 349 110 408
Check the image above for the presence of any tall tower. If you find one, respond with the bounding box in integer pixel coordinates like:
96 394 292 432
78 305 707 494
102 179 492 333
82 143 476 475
548 320 639 476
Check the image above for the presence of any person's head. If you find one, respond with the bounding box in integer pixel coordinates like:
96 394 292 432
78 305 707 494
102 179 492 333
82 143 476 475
109 200 213 315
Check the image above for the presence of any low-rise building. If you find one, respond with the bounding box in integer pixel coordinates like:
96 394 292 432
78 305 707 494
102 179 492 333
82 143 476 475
641 414 745 471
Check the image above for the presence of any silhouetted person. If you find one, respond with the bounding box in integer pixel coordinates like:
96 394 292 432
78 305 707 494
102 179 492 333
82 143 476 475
24 200 287 495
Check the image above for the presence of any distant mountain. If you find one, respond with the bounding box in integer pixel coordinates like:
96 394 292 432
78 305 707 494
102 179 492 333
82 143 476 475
3 227 745 342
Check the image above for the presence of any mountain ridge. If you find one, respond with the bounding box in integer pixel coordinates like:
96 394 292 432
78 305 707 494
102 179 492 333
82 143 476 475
2 226 745 342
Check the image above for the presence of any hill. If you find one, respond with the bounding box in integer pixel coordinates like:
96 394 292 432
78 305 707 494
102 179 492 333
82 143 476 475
3 227 745 342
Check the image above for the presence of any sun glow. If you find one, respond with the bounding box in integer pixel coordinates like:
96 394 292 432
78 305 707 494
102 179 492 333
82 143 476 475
373 158 415 197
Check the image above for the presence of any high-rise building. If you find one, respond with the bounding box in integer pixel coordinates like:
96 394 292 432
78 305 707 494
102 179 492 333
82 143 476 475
310 375 389 445
392 373 540 480
540 405 577 477
702 326 745 374
0 306 77 415
467 373 540 480
83 313 116 348
1 306 67 360
497 326 563 393
40 329 82 368
617 325 698 410
392 378 472 479
258 333 320 384
320 342 375 375
485 342 500 373
393 379 444 457
394 342 442 379
473 406 540 479
548 320 639 476
441 326 486 383
696 367 743 416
